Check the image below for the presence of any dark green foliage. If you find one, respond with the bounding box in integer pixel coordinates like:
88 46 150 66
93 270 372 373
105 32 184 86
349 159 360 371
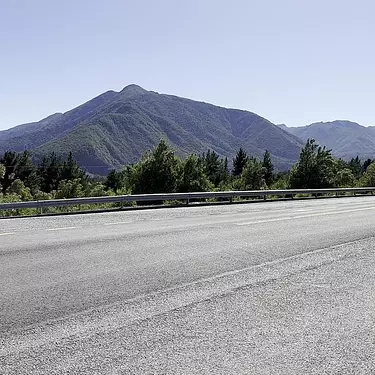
0 151 20 194
36 152 86 194
127 140 181 194
61 152 86 182
177 154 212 192
0 151 38 194
348 156 362 178
105 170 126 193
362 163 375 186
233 148 248 177
38 153 64 193
362 158 373 172
334 168 355 187
262 150 274 186
199 150 229 187
240 157 266 190
0 137 371 206
289 139 335 189
221 157 230 185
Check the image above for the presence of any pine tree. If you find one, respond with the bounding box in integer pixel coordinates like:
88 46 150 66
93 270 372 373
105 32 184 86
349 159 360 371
105 170 125 193
362 158 373 172
0 151 19 194
232 148 248 177
262 150 274 186
38 152 63 193
241 157 266 190
348 156 362 178
61 152 85 181
200 150 222 186
289 139 334 189
131 139 181 194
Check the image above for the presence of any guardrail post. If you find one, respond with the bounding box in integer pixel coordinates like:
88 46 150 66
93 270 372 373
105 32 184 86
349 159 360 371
186 198 189 205
263 195 267 201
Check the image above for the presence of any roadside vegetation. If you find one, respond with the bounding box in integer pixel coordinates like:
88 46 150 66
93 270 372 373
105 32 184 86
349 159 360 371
1 139 375 214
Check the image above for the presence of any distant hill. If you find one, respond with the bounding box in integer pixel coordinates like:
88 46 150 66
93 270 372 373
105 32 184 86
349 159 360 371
282 121 375 160
0 85 304 174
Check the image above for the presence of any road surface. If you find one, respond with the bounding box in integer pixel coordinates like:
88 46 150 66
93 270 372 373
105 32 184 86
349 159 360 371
1 197 375 374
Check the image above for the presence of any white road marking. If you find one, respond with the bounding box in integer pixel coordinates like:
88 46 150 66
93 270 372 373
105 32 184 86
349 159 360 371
237 206 375 226
0 232 16 236
46 227 78 232
237 217 288 225
104 221 132 226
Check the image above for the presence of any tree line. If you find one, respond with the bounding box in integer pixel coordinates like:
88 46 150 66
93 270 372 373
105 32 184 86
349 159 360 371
1 138 375 203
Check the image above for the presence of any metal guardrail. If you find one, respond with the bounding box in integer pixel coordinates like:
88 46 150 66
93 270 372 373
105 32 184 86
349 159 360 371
0 187 374 215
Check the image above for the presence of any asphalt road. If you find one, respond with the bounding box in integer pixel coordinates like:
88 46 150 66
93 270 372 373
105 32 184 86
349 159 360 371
1 197 375 374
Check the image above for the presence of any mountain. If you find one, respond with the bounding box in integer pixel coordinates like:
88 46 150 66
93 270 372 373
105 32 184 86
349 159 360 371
0 85 304 174
283 121 375 160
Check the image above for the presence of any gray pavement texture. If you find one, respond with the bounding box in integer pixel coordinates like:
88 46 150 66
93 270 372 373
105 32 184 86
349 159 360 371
1 196 375 374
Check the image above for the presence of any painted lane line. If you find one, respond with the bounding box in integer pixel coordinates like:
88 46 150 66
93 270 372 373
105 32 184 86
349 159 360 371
237 217 289 225
237 206 375 226
0 232 16 236
104 221 132 226
46 227 78 232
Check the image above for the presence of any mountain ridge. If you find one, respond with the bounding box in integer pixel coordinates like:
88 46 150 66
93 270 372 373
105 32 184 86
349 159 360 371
0 85 304 174
281 120 375 160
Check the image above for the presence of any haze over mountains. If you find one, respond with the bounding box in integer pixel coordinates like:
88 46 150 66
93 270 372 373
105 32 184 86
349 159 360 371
1 85 373 175
0 85 303 174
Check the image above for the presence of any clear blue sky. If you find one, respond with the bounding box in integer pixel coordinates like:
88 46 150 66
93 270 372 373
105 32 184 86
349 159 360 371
1 0 374 130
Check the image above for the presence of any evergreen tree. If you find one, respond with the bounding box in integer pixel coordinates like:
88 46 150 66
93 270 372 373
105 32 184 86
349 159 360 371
38 152 63 193
241 157 266 190
0 151 20 194
61 152 85 182
289 139 335 189
130 140 181 194
262 150 274 186
232 148 248 177
361 163 375 187
362 158 373 172
17 151 39 192
348 156 362 178
200 150 223 186
178 154 212 192
105 170 126 193
220 157 230 185
0 163 5 193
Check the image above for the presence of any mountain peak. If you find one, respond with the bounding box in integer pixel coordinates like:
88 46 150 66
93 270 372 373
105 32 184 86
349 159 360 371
0 85 303 174
119 84 147 98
